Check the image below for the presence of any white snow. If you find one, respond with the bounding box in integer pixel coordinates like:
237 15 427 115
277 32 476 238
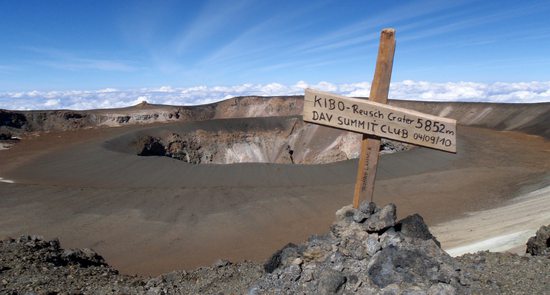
445 230 535 257
433 185 550 256
0 177 15 184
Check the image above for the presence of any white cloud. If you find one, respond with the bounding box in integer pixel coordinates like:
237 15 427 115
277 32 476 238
44 99 60 107
294 80 308 89
388 81 550 103
97 88 118 93
156 86 174 93
0 80 548 110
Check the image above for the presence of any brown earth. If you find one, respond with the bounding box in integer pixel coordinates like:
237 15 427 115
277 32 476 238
0 97 548 276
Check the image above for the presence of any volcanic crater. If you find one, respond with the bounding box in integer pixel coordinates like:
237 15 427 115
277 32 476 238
112 116 410 165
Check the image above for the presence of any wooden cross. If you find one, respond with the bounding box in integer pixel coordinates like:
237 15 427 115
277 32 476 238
302 28 457 208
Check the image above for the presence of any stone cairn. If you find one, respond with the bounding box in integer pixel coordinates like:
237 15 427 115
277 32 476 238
250 202 471 294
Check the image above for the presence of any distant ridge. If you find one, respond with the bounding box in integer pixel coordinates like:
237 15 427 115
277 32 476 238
1 95 549 138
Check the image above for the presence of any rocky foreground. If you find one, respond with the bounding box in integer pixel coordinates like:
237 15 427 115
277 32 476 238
1 204 548 295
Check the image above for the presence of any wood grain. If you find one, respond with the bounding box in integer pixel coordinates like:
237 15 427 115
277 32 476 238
353 28 396 207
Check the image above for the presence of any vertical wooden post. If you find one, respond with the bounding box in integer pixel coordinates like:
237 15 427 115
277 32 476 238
352 28 396 208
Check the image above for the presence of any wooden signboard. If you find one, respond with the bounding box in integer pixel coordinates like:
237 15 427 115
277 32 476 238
302 28 457 208
303 89 457 153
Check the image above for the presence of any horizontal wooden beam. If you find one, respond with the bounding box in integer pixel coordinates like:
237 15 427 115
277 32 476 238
303 88 457 153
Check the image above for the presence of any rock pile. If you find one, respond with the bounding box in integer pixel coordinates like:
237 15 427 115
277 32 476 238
251 202 470 294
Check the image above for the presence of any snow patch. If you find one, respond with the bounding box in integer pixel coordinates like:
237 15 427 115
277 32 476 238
445 230 535 257
0 143 14 150
0 177 15 184
438 106 454 117
433 185 550 257
224 143 267 163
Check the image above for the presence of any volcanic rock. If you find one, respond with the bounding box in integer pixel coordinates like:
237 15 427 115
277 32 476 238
526 224 550 256
0 132 12 140
60 248 107 267
397 213 441 247
136 135 166 156
0 110 27 129
264 243 300 273
364 203 397 232
164 133 204 164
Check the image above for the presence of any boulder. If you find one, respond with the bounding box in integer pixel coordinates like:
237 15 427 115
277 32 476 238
263 243 299 273
317 269 346 295
61 248 107 267
526 224 550 256
0 132 12 140
363 203 397 233
397 214 441 247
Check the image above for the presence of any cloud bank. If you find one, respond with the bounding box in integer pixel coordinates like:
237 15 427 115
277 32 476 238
1 80 549 110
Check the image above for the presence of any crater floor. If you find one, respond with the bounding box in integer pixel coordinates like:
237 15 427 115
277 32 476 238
0 119 548 275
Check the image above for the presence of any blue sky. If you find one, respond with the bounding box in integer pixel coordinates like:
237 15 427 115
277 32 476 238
1 0 550 109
